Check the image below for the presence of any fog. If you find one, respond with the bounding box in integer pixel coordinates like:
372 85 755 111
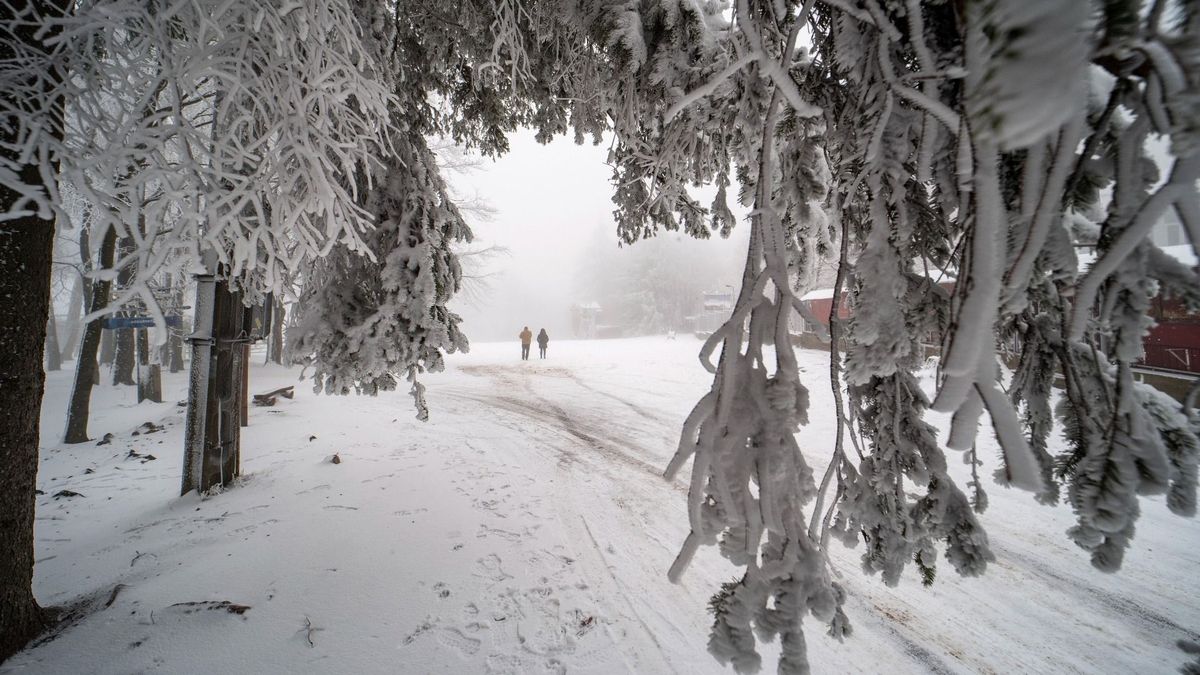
447 130 750 345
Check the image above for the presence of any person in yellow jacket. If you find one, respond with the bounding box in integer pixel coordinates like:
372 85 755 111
519 326 533 360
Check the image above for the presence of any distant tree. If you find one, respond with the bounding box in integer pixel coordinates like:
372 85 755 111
161 273 186 373
110 235 136 386
58 274 84 361
266 295 285 366
63 222 117 444
98 325 114 366
572 231 740 335
44 313 61 372
431 138 508 309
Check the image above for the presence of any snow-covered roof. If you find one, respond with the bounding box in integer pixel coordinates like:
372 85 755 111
1159 244 1197 267
800 275 957 302
800 288 835 301
1077 244 1197 271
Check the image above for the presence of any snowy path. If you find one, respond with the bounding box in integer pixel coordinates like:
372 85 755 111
4 338 1198 674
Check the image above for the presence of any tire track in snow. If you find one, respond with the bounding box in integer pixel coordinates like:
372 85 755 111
990 541 1200 644
447 369 714 671
575 515 684 675
558 371 672 424
447 363 969 674
528 394 961 674
459 364 675 428
445 389 682 491
845 598 960 675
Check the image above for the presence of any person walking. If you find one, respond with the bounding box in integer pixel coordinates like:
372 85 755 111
519 326 532 361
536 328 549 359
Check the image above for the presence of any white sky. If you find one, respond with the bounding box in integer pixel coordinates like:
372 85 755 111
447 130 747 344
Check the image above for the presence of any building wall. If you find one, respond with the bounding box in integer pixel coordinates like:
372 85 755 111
797 284 1200 376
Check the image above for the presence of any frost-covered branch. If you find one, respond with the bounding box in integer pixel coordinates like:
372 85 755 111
3 0 395 337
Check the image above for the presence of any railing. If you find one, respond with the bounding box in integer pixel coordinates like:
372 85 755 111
1139 344 1200 375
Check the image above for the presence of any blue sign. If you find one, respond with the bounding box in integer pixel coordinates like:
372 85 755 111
102 315 182 329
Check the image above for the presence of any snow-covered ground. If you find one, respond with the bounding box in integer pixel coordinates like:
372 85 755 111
5 338 1199 674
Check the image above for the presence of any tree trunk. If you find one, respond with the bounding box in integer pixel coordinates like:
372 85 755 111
168 277 186 373
99 326 114 367
0 0 70 658
267 298 285 365
111 236 135 386
169 329 185 373
45 312 61 372
136 328 162 404
63 227 117 444
60 273 83 361
0 203 55 665
112 327 134 385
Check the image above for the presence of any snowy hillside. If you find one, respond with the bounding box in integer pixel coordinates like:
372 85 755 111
5 338 1198 674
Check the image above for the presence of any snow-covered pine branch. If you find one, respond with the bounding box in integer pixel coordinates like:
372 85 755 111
514 1 1200 672
289 130 471 416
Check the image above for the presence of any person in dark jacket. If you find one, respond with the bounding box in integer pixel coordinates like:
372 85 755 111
519 326 532 360
536 328 549 359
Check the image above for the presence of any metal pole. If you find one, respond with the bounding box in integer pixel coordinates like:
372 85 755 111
181 259 217 495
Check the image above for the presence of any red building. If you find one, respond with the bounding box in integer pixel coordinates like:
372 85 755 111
797 262 1199 377
1144 295 1200 374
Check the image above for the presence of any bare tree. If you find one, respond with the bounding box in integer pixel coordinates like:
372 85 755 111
63 226 117 444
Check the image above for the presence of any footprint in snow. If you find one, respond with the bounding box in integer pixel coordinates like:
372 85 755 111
436 627 481 657
230 519 279 535
476 525 519 542
474 554 513 583
484 652 566 675
473 498 505 514
295 484 331 496
484 653 525 674
399 619 435 646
